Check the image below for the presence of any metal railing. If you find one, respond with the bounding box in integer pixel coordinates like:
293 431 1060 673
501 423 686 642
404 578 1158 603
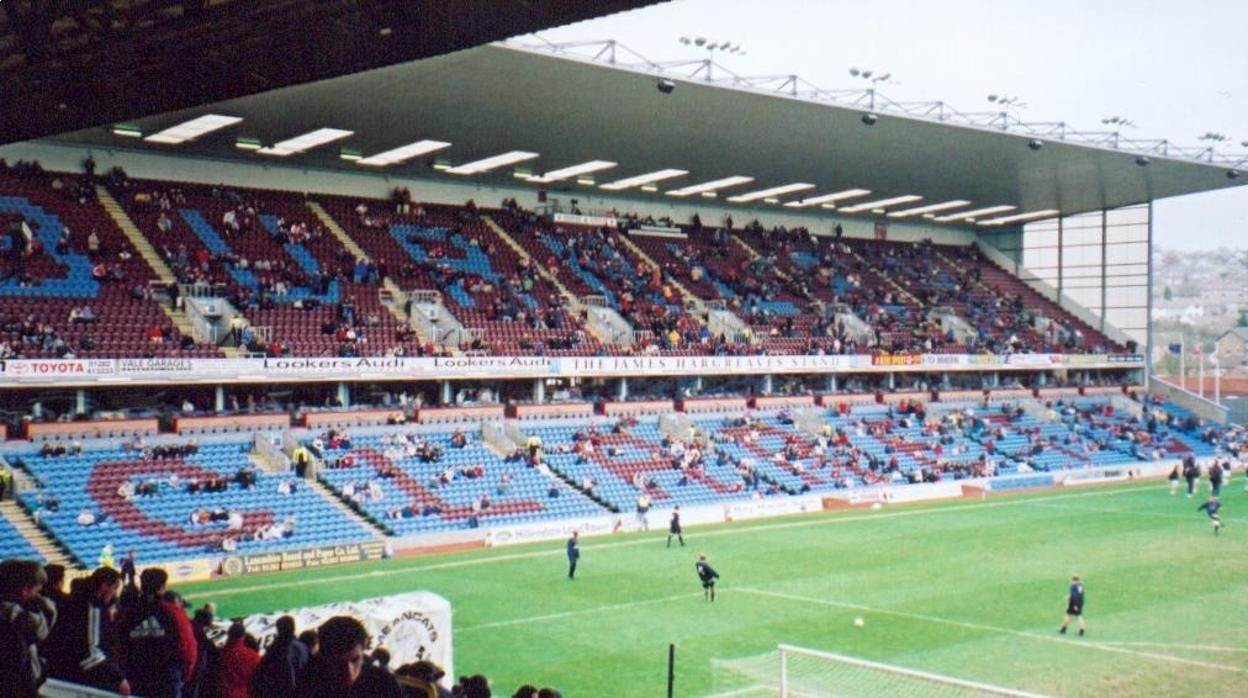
504 37 1248 170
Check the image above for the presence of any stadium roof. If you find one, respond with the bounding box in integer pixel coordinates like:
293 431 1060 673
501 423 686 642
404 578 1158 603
41 42 1248 228
0 0 662 144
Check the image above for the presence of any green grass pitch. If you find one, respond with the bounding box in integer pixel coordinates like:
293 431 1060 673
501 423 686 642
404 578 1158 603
177 480 1248 696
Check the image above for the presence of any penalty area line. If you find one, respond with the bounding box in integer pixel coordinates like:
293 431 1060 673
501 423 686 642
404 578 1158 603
736 588 1248 675
1094 640 1248 653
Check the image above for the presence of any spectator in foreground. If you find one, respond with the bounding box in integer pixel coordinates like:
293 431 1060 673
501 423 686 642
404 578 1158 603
119 568 198 698
45 567 129 695
457 674 491 698
220 621 260 698
0 559 56 698
187 605 222 698
250 615 309 697
296 615 404 697
298 629 320 658
395 659 452 698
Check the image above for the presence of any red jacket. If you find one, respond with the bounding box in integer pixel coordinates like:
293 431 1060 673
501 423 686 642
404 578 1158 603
163 597 199 684
220 638 261 698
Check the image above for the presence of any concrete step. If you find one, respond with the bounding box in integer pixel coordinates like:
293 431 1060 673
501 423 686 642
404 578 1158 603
95 185 177 285
307 200 371 262
615 232 707 315
305 201 414 332
306 477 389 539
0 501 78 568
731 235 793 282
481 215 582 310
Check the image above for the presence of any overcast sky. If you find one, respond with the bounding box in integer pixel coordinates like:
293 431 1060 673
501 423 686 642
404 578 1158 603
532 0 1248 250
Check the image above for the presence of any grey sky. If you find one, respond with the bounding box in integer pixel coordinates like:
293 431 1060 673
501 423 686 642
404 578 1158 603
533 0 1248 250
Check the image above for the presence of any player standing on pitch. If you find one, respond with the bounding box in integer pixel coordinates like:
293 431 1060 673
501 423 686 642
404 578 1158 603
566 531 580 579
667 506 685 548
695 554 720 602
1197 496 1224 535
1059 575 1085 636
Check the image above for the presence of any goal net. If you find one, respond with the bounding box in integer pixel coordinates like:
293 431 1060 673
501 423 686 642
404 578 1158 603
709 644 1050 698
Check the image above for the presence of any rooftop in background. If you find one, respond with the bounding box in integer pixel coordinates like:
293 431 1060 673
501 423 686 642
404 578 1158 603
39 41 1247 229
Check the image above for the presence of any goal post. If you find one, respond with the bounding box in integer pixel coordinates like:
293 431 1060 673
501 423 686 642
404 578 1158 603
777 644 1052 698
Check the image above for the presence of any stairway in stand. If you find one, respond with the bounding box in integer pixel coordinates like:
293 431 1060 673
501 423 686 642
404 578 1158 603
0 501 77 568
614 232 708 315
96 185 208 348
306 477 389 538
306 200 424 340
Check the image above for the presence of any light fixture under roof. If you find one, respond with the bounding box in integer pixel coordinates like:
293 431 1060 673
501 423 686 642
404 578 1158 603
666 176 754 197
257 128 354 156
783 188 873 209
600 169 688 191
526 160 618 183
144 114 242 144
357 140 452 167
112 124 142 138
446 150 539 175
977 209 1060 226
932 205 1016 223
887 200 972 219
839 195 923 214
727 182 815 203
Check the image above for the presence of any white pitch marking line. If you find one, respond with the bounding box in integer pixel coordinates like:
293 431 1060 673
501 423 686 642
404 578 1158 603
1094 641 1248 653
184 483 1156 601
736 588 1248 675
1021 500 1248 523
458 592 701 632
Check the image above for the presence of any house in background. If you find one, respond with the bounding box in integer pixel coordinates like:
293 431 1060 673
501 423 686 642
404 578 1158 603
1215 328 1248 369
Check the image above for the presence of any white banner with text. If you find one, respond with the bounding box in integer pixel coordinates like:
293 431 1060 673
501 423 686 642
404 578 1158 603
0 353 1143 387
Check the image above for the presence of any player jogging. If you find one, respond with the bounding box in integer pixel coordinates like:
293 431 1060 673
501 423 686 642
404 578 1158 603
1168 463 1181 496
667 506 685 548
1197 496 1223 535
1059 575 1085 636
695 554 720 602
